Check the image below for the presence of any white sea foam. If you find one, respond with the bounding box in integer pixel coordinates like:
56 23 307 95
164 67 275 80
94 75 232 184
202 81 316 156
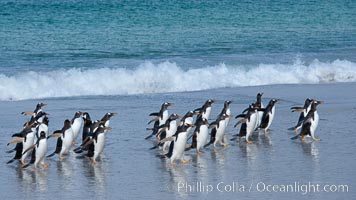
0 59 356 101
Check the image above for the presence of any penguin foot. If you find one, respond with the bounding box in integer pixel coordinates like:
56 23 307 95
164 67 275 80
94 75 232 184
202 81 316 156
301 136 305 142
59 156 65 161
92 160 99 165
170 162 177 167
20 160 26 167
264 129 270 134
180 159 190 163
313 138 320 142
72 141 78 145
246 140 253 144
197 150 202 155
34 166 39 170
42 163 49 168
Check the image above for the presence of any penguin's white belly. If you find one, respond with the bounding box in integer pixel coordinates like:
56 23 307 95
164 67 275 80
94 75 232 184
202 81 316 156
185 117 194 133
196 125 208 150
94 134 106 155
257 111 264 127
311 112 319 134
72 118 83 139
246 113 257 138
172 132 188 160
35 140 48 165
266 106 276 130
225 109 231 126
62 129 74 154
203 107 211 120
216 120 226 142
22 131 35 160
166 122 177 137
160 111 169 125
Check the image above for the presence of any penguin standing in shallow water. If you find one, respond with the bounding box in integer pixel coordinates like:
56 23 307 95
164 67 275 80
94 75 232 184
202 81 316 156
288 98 313 134
156 114 180 152
82 112 92 143
255 93 264 129
259 99 280 134
218 100 232 127
47 119 74 161
22 131 49 170
234 104 259 144
205 114 231 148
71 111 83 144
190 118 209 154
146 102 174 139
291 100 324 141
194 99 215 121
165 123 195 166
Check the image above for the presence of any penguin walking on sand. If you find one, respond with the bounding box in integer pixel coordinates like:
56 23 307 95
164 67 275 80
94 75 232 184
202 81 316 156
164 123 195 166
156 114 181 152
47 119 74 161
291 100 324 141
234 104 259 144
74 123 112 164
190 118 209 154
82 112 92 143
205 114 231 148
194 99 215 121
71 111 83 144
258 99 280 134
22 131 49 170
6 122 38 166
218 100 232 127
146 102 174 139
288 98 313 134
255 93 264 129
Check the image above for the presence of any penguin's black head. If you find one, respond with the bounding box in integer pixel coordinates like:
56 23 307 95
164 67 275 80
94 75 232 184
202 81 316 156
74 111 83 118
39 131 46 138
225 100 232 106
169 113 181 120
304 98 313 108
43 116 49 125
269 99 280 105
205 99 216 106
37 102 47 109
83 112 91 121
257 93 263 103
202 118 209 125
64 119 71 128
162 102 174 110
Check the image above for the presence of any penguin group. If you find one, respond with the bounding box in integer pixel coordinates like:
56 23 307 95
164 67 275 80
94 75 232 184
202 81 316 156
146 94 324 166
6 102 117 169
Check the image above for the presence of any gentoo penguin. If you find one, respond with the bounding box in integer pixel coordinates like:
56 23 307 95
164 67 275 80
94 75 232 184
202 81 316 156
288 98 313 133
190 118 209 154
205 114 231 148
100 112 117 128
259 99 280 134
179 110 199 134
21 102 47 120
82 112 92 143
47 119 74 161
146 102 174 139
218 100 232 127
291 100 324 141
71 111 83 144
74 124 112 165
22 131 48 170
6 123 37 166
165 123 195 166
34 112 49 144
194 99 215 121
234 104 259 144
156 114 180 152
255 93 264 129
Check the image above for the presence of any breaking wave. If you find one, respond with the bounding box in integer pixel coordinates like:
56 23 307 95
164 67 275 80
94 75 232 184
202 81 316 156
1 59 356 101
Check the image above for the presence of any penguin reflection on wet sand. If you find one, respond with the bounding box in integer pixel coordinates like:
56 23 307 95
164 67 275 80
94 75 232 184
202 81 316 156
146 102 174 139
291 100 324 142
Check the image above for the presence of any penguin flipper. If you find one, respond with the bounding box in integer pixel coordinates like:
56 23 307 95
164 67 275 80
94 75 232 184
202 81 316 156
22 163 31 168
291 107 304 112
47 138 62 157
147 116 159 125
165 142 174 158
11 133 23 138
290 134 300 140
149 112 159 116
22 144 36 155
288 126 297 131
144 134 154 140
7 137 24 146
235 114 247 119
234 119 247 128
205 128 217 147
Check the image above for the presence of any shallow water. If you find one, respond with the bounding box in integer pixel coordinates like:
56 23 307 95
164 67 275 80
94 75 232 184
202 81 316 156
0 83 355 199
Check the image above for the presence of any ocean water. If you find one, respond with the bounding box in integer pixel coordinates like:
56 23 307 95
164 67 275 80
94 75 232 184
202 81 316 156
0 1 355 199
1 0 356 100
